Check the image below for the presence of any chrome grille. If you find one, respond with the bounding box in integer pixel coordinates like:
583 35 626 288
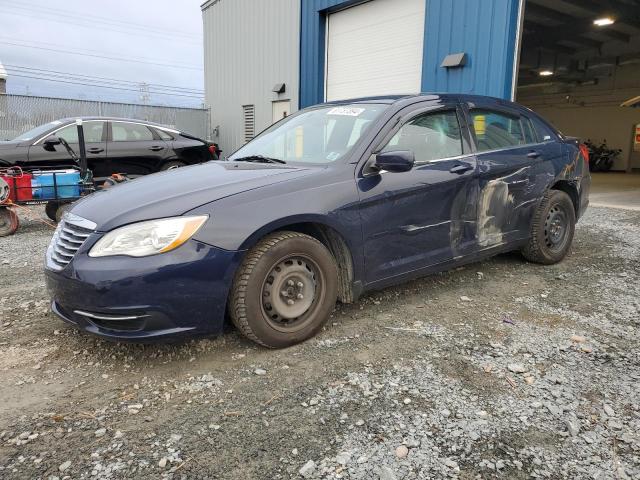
46 213 97 271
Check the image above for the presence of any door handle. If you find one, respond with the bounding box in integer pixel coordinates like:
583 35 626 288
527 151 540 159
449 163 474 174
87 148 104 154
149 146 165 152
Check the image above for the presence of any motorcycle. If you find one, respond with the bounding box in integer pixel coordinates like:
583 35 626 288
584 139 621 172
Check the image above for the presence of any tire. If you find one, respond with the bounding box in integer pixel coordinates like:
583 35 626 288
45 201 59 221
229 231 339 348
521 190 576 265
55 203 72 223
0 208 19 236
160 161 186 171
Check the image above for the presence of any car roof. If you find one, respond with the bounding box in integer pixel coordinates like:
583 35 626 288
322 93 514 106
54 117 179 131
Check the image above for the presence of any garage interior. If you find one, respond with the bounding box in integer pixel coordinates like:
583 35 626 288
516 0 640 209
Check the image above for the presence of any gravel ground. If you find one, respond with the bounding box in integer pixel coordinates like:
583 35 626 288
0 206 639 479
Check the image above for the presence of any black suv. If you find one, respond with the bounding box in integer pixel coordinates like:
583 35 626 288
0 117 219 180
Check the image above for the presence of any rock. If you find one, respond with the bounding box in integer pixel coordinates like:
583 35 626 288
379 466 398 480
292 448 298 456
94 428 106 438
395 445 409 459
158 457 168 468
570 335 587 343
604 404 615 417
403 398 411 405
580 345 593 353
254 368 267 376
59 460 71 472
460 296 472 302
299 460 316 478
336 452 351 465
441 408 451 417
566 417 580 437
444 458 459 470
507 363 527 374
114 430 124 439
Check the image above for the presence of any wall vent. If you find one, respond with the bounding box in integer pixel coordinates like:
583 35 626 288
243 105 255 143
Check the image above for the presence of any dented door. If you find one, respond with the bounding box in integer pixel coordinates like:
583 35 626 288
467 106 541 248
357 106 478 284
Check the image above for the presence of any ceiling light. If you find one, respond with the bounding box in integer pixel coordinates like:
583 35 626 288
593 17 615 26
539 70 554 76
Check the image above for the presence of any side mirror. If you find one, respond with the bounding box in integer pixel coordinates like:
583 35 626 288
374 150 415 173
42 136 62 151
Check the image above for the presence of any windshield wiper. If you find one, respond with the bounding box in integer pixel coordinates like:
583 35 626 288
232 155 287 164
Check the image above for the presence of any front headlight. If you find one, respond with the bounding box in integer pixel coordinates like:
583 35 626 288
89 215 208 258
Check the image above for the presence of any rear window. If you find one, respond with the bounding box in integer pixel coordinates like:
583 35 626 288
521 117 538 144
471 109 524 152
155 129 174 141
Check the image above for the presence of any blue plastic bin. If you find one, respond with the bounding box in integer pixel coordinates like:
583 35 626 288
32 170 81 200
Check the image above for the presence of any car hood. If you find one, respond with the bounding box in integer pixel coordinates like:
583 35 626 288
71 161 314 231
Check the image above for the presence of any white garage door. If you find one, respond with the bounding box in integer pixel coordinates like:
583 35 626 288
325 0 426 102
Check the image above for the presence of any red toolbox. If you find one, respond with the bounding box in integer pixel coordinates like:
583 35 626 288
0 167 33 202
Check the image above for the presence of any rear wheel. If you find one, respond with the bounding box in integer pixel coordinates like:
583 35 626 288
522 190 575 264
229 232 338 348
45 201 59 221
160 161 186 171
0 207 19 236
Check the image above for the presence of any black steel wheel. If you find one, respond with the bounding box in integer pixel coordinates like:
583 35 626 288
0 207 19 237
229 231 338 348
45 201 59 221
522 190 576 265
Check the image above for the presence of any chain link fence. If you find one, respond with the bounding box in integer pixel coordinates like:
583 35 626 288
0 94 210 141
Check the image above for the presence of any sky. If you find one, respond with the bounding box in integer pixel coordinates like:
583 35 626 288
0 0 205 107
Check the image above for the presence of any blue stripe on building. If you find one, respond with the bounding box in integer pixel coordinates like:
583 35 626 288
299 0 522 108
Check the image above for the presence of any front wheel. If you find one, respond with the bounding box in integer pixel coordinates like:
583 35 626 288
521 190 576 265
229 232 338 348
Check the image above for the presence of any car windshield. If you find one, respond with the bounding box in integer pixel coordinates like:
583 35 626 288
12 121 65 141
229 103 387 164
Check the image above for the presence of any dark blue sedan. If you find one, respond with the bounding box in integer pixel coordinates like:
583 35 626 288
45 94 590 347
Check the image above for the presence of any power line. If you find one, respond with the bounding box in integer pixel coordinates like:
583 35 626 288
0 0 201 39
5 64 204 94
0 40 203 71
9 73 205 99
0 2 201 43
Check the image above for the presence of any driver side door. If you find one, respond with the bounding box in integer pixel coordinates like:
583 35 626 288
28 121 108 177
357 104 478 286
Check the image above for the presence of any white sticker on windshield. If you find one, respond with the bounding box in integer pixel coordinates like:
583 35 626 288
327 107 365 117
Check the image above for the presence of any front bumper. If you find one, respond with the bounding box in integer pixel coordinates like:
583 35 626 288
45 239 243 342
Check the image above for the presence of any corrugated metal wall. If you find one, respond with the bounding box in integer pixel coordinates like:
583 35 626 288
202 0 300 155
421 0 522 99
300 0 522 107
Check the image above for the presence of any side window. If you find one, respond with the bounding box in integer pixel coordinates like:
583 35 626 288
155 129 174 141
521 117 538 144
111 123 154 142
55 125 79 144
382 110 463 162
471 109 524 152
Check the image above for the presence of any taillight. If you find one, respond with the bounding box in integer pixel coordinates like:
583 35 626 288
208 145 217 158
579 144 589 163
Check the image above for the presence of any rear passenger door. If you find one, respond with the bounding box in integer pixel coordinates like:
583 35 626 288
106 121 169 176
465 104 542 247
